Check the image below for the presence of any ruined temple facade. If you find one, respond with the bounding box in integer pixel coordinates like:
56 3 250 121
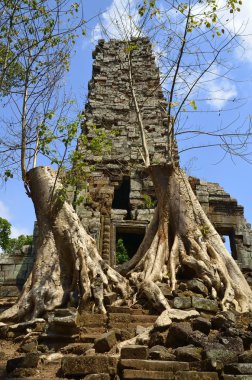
1 38 252 292
76 38 252 270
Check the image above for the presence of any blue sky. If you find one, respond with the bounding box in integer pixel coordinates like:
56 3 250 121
0 0 252 239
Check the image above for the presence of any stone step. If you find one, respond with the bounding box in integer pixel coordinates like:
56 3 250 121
175 372 219 380
130 315 157 324
107 306 152 315
120 359 190 372
61 355 118 377
108 322 151 330
122 369 175 379
223 376 252 379
122 370 219 380
76 313 107 327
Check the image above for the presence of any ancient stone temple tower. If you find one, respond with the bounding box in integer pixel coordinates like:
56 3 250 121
75 37 252 271
76 38 169 265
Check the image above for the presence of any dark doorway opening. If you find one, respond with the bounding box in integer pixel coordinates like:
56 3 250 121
217 227 237 259
115 229 145 264
112 177 130 216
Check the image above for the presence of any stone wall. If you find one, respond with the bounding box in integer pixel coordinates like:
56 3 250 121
0 226 37 295
191 178 252 270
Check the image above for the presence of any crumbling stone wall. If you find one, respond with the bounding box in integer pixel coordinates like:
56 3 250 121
191 178 252 269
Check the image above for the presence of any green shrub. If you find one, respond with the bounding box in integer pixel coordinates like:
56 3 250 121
116 238 129 264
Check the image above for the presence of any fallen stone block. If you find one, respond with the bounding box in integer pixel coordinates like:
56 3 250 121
174 345 202 362
149 345 176 361
6 353 40 373
166 322 193 348
187 279 208 296
94 331 117 353
191 317 211 334
203 349 238 365
225 363 252 375
174 297 192 310
191 297 218 312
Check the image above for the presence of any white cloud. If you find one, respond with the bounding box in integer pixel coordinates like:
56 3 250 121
0 200 11 220
219 0 252 63
10 226 31 239
92 0 141 42
204 67 237 109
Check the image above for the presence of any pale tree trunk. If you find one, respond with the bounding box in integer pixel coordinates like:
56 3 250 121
119 164 252 313
0 166 132 321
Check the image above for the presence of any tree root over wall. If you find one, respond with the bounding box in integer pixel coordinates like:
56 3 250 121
119 165 252 313
0 167 132 321
1 164 252 322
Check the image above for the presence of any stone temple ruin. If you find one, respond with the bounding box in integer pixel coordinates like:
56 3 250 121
2 38 252 380
76 38 252 272
1 37 252 294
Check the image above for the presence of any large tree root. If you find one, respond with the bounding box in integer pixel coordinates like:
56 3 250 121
119 164 252 313
0 167 132 321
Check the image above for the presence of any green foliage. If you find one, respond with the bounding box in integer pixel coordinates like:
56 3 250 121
0 217 32 253
143 194 154 209
5 234 33 254
116 238 129 264
0 217 11 251
138 0 242 36
0 43 25 96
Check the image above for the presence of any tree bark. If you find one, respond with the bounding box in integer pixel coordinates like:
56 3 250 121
1 164 252 322
119 164 252 313
0 166 131 321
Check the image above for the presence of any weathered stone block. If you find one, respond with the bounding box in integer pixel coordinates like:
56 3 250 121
187 279 208 296
225 364 252 375
6 353 40 373
149 345 176 361
174 346 202 362
121 345 149 360
203 349 238 365
120 359 189 372
61 355 118 376
192 317 211 334
191 297 218 312
174 297 192 310
94 331 117 353
175 371 218 380
123 369 175 379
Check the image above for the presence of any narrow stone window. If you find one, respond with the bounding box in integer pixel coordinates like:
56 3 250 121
112 176 130 211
